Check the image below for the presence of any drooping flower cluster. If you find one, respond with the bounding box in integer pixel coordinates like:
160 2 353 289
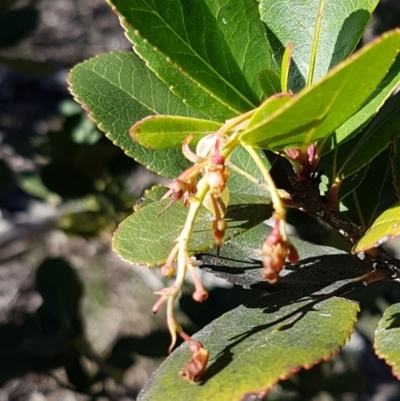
260 219 299 283
151 126 300 382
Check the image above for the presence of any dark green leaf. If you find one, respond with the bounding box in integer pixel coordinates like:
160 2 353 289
258 69 282 98
111 0 278 114
139 295 359 400
123 31 235 122
69 52 203 178
324 53 400 152
391 132 400 200
341 148 390 229
200 223 371 292
374 303 400 379
321 90 400 182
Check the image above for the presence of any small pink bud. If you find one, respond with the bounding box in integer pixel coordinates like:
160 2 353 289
192 289 209 302
211 154 225 166
288 245 299 263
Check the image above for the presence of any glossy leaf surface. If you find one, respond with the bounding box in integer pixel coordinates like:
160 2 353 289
131 116 221 150
330 90 400 181
259 0 379 92
240 30 400 151
325 53 400 151
109 0 278 114
69 52 202 178
123 28 235 122
342 149 390 229
113 146 271 266
353 201 400 253
113 193 271 267
375 303 400 379
200 224 371 291
139 295 359 401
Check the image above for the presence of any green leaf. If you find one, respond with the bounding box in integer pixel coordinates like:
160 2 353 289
375 303 400 379
227 146 271 198
258 69 281 99
280 41 293 92
239 30 400 151
246 93 293 131
113 145 271 266
131 116 221 150
353 201 400 253
69 52 205 178
134 185 169 212
337 164 369 201
123 30 235 122
341 148 390 229
113 193 271 266
200 223 371 291
324 53 400 152
259 0 379 92
110 0 278 114
321 89 400 182
139 295 359 400
391 132 400 200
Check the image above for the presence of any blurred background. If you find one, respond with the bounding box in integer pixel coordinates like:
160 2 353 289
0 0 400 400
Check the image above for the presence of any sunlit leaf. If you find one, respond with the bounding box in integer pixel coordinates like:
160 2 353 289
110 0 278 114
353 201 400 253
240 31 400 150
324 53 400 151
69 52 204 178
259 0 379 92
130 116 221 150
374 303 400 379
138 295 359 400
113 145 271 266
113 193 271 267
323 90 400 182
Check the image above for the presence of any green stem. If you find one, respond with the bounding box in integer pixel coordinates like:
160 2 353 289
352 191 367 231
306 0 326 87
242 144 287 226
281 42 293 92
219 108 256 138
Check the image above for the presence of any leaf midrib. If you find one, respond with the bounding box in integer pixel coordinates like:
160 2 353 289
81 57 159 114
130 2 257 111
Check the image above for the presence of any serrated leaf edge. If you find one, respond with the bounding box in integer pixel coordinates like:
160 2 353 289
68 52 188 177
115 10 247 118
244 298 360 397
